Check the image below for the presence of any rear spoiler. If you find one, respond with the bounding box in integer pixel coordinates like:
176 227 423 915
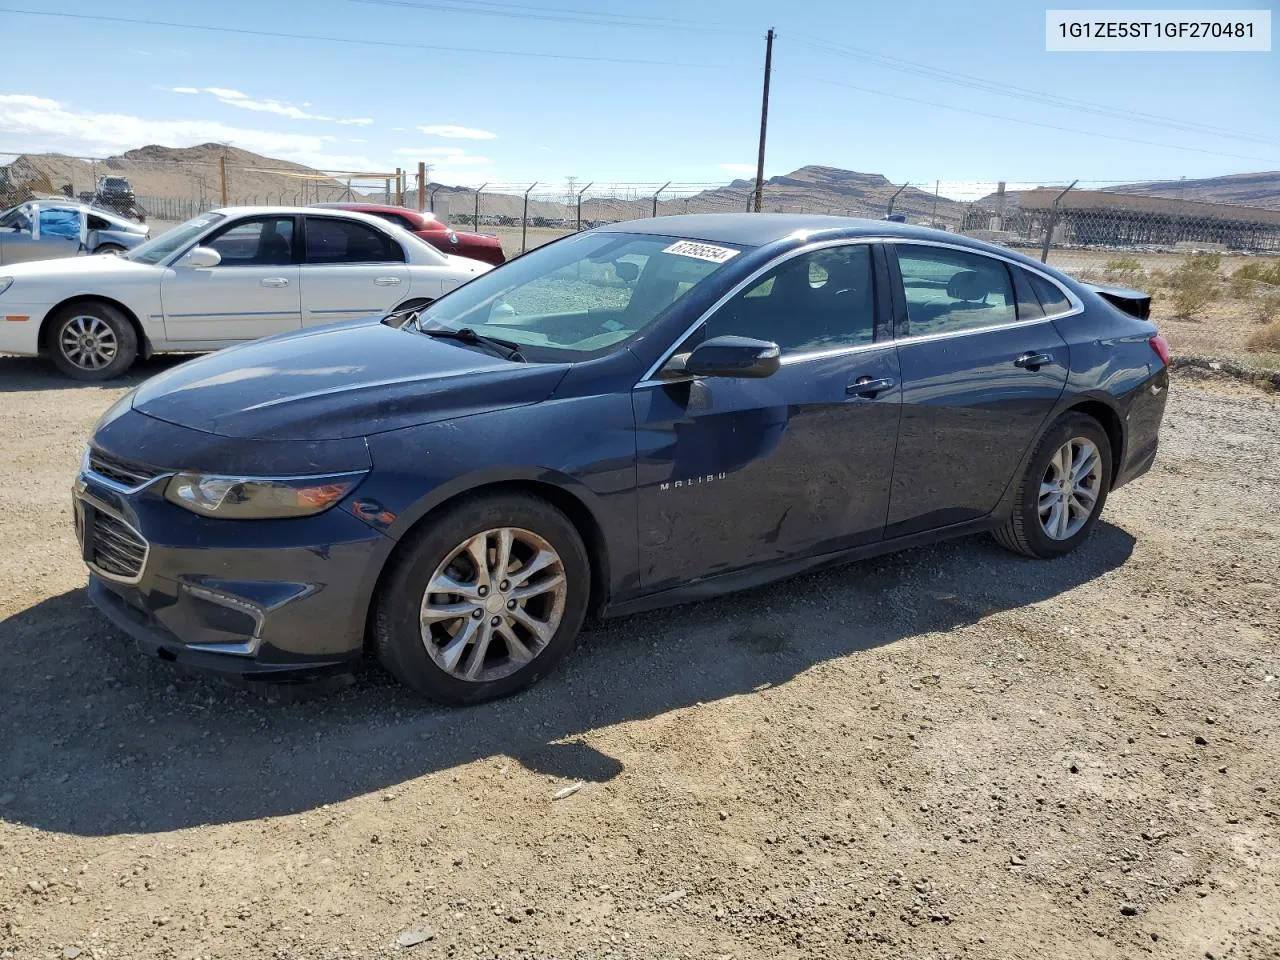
1082 282 1151 321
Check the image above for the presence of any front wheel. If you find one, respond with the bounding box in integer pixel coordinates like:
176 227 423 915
93 244 126 256
993 412 1112 559
373 493 590 704
48 302 138 381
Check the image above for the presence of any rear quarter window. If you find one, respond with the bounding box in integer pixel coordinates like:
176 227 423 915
1030 273 1074 316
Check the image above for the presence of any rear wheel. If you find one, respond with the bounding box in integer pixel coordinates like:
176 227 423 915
373 492 590 704
993 412 1112 559
48 302 138 381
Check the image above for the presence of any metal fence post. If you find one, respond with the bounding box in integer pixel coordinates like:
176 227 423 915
521 181 538 253
473 183 487 229
651 181 671 218
1040 180 1079 263
576 182 593 232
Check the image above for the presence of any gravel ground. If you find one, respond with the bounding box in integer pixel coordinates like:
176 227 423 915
0 358 1277 960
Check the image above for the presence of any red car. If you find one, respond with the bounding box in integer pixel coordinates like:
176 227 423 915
311 202 505 266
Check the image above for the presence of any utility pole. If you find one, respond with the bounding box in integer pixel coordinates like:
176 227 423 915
930 179 939 226
218 155 228 207
417 162 426 212
1040 179 1078 263
752 27 775 214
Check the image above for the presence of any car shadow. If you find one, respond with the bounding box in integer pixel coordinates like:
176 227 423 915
0 524 1136 836
0 354 190 393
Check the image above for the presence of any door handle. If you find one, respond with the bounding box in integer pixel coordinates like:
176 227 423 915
846 376 895 398
373 276 402 286
1014 352 1053 370
260 277 290 287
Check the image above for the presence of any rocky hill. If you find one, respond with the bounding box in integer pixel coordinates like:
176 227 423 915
1109 171 1280 210
3 144 360 207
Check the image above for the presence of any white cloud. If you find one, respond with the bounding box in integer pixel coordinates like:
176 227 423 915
165 87 372 126
718 162 756 174
393 146 491 166
418 124 496 140
0 94 375 171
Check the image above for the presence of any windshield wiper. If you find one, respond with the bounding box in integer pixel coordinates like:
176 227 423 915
419 326 526 362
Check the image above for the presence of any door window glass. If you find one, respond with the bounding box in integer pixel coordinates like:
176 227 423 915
896 245 1016 335
701 244 875 354
304 218 404 264
38 208 81 239
206 217 295 266
1030 273 1073 316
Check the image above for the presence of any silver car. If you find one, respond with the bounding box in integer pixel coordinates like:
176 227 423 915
0 201 149 264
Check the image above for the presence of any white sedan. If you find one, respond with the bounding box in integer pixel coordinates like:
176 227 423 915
0 206 490 380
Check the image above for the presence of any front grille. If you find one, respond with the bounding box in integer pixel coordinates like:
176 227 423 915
88 449 162 489
90 511 147 580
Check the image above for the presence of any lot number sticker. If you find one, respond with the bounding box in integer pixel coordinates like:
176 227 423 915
662 240 740 264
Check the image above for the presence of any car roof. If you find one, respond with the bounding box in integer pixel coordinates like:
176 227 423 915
597 213 1070 278
312 201 439 218
598 213 983 248
214 205 410 225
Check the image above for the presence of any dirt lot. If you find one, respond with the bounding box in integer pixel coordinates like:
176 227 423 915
1 359 1278 960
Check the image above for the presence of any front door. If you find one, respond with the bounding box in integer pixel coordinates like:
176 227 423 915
886 242 1069 537
634 242 902 592
0 205 81 263
160 214 302 342
298 216 412 327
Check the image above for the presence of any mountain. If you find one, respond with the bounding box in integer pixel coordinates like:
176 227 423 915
3 144 359 208
665 165 967 223
1108 171 1280 210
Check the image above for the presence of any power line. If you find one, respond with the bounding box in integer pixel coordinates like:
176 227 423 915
347 0 748 33
792 36 1280 149
808 76 1280 167
0 8 744 69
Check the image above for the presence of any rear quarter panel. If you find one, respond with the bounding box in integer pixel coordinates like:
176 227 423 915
1051 292 1167 485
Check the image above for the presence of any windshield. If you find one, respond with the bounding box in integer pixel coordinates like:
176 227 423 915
125 213 225 265
413 231 744 361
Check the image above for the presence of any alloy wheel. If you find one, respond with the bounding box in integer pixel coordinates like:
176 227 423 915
1038 437 1102 540
419 527 567 682
60 316 119 371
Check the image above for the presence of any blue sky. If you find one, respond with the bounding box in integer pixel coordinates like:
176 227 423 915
0 0 1276 198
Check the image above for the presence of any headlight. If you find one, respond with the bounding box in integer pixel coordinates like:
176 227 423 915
0 277 12 296
164 471 367 519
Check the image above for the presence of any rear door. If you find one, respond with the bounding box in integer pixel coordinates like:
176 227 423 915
885 242 1070 537
634 241 902 591
160 214 302 342
298 216 411 326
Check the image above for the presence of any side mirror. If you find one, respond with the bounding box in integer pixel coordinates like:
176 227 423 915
678 335 781 379
178 246 221 268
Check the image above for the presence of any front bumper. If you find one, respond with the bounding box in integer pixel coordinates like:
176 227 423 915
75 457 395 682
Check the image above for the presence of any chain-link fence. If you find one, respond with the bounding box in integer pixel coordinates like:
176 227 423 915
4 152 1278 263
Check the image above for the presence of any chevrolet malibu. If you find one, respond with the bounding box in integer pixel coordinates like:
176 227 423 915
75 214 1169 703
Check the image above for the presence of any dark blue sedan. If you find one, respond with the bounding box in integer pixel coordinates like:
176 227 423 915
75 215 1169 703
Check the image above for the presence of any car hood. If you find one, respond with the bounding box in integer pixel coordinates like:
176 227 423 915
131 317 572 441
0 253 155 280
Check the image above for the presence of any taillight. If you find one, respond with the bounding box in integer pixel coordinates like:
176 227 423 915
1149 334 1170 366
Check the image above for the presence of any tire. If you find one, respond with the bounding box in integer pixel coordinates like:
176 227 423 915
993 412 1112 559
47 301 138 381
93 244 126 256
373 492 590 704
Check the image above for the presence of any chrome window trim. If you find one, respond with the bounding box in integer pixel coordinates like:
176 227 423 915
635 236 883 387
889 239 1085 337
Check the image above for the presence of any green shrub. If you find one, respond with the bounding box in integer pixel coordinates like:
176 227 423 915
1103 256 1146 286
1233 259 1280 287
1166 254 1223 318
1251 292 1280 325
1245 320 1280 355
